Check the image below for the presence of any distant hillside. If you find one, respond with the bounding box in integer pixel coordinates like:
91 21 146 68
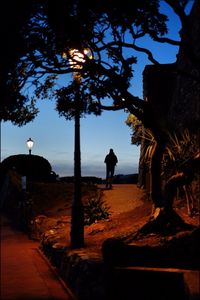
107 174 138 184
59 174 138 184
59 176 102 184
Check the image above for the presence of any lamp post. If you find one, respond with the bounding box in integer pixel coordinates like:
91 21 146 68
69 48 92 248
0 120 1 162
26 138 34 155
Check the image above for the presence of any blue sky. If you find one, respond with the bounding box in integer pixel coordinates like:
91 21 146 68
1 2 189 178
1 98 141 178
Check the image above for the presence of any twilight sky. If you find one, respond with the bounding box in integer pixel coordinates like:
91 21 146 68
1 2 191 179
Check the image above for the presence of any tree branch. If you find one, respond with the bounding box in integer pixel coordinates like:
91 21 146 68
150 34 180 46
99 40 160 65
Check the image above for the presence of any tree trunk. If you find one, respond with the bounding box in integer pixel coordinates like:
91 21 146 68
150 138 166 210
133 148 200 238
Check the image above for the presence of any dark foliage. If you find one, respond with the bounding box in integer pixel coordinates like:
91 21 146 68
84 194 110 225
1 154 54 182
0 0 38 125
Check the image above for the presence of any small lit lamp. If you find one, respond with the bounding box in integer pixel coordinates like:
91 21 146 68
26 138 34 155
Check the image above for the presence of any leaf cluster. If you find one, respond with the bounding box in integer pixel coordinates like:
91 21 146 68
84 194 110 225
140 128 199 181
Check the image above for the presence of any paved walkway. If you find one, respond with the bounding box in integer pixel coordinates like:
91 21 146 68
0 215 76 300
0 184 144 300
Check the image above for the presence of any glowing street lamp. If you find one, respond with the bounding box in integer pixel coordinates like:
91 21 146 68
26 138 34 155
68 48 92 65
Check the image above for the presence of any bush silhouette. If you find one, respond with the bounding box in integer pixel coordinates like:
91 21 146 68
1 154 53 182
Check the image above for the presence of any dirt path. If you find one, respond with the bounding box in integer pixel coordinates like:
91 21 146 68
99 184 145 215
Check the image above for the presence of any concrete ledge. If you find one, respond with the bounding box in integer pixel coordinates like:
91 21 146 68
108 266 200 300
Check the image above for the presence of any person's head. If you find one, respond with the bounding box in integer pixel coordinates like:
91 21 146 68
109 148 114 153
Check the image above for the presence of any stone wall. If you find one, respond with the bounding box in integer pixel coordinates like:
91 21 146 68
143 63 176 124
168 1 200 132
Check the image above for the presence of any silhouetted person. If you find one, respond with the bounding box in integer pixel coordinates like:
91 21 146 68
104 149 118 189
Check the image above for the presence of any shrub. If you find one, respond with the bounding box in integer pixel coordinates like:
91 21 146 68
1 154 53 182
84 191 110 225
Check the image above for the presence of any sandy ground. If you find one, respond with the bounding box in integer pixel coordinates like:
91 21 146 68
99 184 145 215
